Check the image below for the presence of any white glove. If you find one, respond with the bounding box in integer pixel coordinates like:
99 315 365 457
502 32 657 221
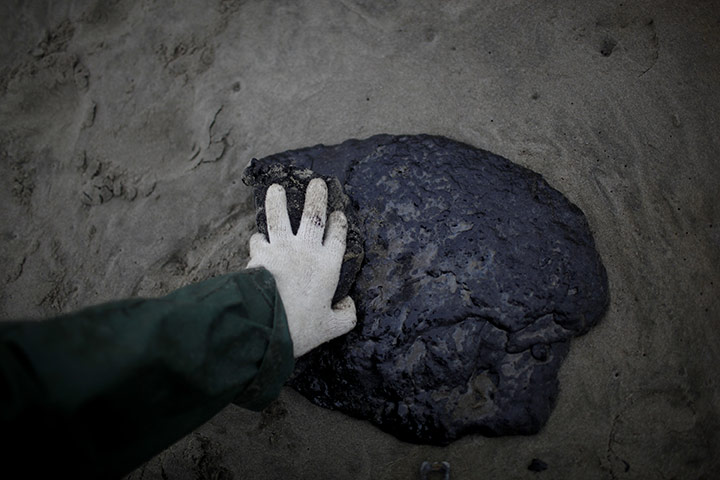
246 178 357 357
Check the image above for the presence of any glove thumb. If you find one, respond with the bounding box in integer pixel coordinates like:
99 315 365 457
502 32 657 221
327 296 357 339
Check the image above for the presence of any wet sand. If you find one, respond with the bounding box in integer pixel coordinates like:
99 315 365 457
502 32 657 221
1 1 718 478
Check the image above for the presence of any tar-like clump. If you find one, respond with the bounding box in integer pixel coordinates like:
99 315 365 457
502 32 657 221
246 134 609 445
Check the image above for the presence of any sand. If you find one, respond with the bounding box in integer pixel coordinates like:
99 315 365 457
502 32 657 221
1 0 718 478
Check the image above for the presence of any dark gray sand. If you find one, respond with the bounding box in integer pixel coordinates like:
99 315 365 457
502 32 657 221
1 1 718 478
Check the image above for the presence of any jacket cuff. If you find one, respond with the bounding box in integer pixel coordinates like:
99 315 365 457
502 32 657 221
232 268 295 410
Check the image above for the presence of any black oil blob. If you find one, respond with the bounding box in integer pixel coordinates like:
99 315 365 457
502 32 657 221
528 458 549 472
246 134 609 445
600 37 617 57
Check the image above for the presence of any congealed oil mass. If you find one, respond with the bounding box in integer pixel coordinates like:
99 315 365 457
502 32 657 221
244 134 609 445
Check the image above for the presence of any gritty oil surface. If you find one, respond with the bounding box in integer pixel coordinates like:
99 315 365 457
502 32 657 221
250 134 608 444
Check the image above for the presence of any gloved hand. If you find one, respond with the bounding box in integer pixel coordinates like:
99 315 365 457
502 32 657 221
246 178 357 357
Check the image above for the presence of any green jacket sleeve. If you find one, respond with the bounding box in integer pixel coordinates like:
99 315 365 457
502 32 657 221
0 267 294 479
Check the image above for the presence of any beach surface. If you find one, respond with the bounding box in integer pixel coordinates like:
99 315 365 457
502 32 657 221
1 1 718 478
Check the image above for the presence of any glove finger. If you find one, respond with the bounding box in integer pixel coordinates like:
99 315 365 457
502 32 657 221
265 184 292 242
298 178 327 244
324 210 348 254
328 296 357 338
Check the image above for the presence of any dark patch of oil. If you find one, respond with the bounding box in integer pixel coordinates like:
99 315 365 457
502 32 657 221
246 134 609 444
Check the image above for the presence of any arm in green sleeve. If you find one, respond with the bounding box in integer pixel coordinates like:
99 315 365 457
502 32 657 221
0 267 294 479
